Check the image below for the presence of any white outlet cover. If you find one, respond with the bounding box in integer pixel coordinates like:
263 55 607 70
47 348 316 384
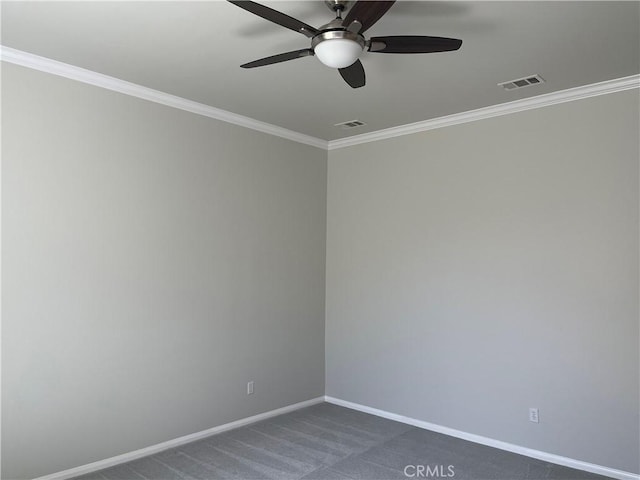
529 408 539 423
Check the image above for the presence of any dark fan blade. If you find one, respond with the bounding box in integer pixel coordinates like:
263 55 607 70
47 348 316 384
343 1 395 33
339 60 366 88
241 49 313 68
228 1 319 38
368 36 462 53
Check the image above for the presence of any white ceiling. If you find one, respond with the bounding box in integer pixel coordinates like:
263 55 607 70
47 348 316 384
2 1 638 141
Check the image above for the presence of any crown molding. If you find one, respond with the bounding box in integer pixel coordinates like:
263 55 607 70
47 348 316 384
0 46 329 150
2 46 638 153
328 74 640 150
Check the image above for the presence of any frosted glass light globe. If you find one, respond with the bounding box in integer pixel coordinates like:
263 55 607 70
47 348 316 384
314 38 363 69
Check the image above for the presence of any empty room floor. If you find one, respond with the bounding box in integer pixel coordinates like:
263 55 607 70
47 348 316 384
73 403 612 480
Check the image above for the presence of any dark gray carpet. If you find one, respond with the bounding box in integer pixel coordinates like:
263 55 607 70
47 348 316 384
74 402 613 480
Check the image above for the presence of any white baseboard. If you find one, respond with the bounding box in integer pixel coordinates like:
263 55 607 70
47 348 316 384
324 396 639 480
30 395 640 480
33 396 324 480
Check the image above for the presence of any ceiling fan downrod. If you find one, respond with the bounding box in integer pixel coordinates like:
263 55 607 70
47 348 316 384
324 0 352 15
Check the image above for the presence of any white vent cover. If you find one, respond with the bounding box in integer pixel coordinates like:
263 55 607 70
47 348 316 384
335 119 366 129
498 74 545 91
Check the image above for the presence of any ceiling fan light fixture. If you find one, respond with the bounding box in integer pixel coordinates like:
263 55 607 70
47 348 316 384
228 0 463 88
312 30 365 69
314 38 362 68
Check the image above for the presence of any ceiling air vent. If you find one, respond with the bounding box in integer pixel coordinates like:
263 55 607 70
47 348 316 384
498 74 545 91
335 119 366 130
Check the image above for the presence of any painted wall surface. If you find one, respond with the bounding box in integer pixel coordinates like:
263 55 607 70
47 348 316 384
3 59 638 480
2 63 327 479
326 90 639 474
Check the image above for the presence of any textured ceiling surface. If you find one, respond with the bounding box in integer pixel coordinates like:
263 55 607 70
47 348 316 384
2 1 639 140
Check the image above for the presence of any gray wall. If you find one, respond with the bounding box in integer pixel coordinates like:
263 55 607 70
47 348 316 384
2 64 327 480
326 90 639 474
3 60 638 479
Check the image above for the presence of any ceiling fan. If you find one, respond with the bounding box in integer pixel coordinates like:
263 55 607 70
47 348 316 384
228 0 462 88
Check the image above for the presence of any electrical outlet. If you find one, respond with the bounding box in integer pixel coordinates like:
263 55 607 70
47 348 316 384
247 381 254 395
529 408 539 423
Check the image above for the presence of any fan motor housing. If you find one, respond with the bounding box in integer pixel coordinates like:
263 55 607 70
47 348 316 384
311 30 365 50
